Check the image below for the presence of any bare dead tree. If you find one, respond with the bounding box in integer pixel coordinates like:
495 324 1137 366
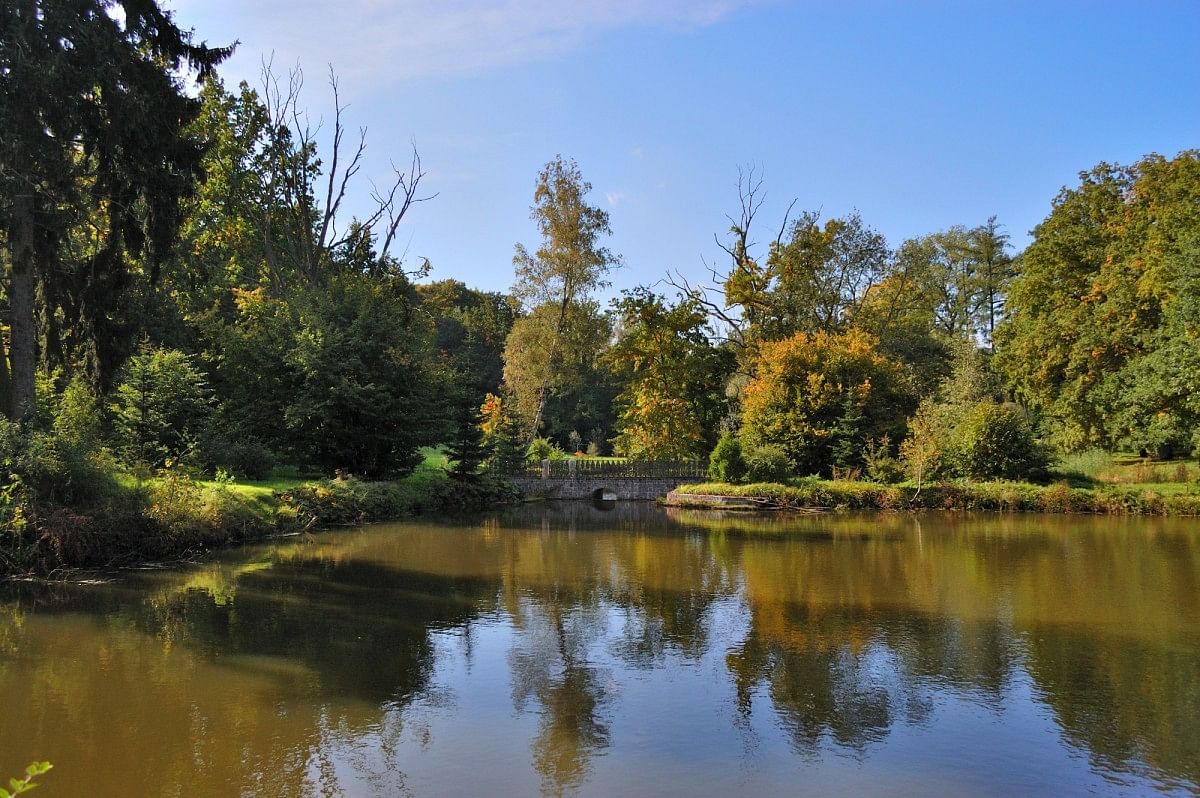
663 165 795 350
258 57 436 286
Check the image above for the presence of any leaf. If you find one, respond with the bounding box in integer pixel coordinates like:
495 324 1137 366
1 786 11 798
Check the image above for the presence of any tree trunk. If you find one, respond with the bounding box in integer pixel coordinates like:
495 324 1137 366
0 322 10 415
7 0 39 421
8 192 38 421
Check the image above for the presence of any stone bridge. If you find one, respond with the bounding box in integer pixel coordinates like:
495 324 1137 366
505 459 707 501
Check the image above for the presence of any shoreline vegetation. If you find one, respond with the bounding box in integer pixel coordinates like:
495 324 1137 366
1 450 520 576
667 478 1200 516
5 459 1200 577
2 2 1199 577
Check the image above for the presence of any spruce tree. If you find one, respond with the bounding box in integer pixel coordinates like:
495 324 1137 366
447 397 486 481
0 0 230 417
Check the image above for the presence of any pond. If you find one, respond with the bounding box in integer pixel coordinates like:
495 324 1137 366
1 504 1198 796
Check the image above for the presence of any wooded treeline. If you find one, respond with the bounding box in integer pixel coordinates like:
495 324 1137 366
2 1 1198 495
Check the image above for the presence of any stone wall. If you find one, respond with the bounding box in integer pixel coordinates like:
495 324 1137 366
508 476 701 501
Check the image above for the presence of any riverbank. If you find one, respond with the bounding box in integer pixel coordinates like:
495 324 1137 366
1 467 519 575
667 478 1200 515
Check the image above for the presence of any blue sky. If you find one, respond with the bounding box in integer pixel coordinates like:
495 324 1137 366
169 0 1199 297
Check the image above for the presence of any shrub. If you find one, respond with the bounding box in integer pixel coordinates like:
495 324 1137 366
739 329 915 475
948 403 1048 481
527 436 566 462
744 445 792 483
52 375 104 449
863 436 904 484
276 471 520 528
144 469 268 546
708 433 747 483
197 428 276 481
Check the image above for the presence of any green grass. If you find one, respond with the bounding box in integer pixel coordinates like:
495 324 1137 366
196 476 306 504
419 446 450 470
1054 450 1199 486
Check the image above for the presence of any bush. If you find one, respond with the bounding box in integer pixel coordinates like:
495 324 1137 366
948 403 1048 481
744 445 792 483
276 472 520 527
144 469 269 546
903 398 1046 484
527 436 567 462
739 329 916 475
672 479 1200 516
863 436 905 484
197 429 276 481
708 433 747 483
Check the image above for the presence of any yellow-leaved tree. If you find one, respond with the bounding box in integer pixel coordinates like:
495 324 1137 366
740 329 915 475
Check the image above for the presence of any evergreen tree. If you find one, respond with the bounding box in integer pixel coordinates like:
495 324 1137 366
830 389 866 473
0 0 231 417
446 395 486 481
488 407 529 474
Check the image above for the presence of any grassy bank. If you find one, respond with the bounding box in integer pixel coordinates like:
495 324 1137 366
3 452 518 575
669 478 1200 516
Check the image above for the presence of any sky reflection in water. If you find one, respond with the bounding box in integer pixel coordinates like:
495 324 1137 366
1 503 1198 796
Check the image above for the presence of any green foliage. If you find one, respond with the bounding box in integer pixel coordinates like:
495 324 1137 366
198 288 299 458
487 405 529 474
196 430 276 481
0 761 52 797
606 288 733 459
708 433 747 483
114 344 213 467
502 300 617 444
0 0 230 416
0 417 121 525
143 468 270 547
52 375 104 449
527 437 567 463
744 445 792 483
740 329 915 475
503 156 619 437
948 403 1048 481
285 272 440 478
277 472 519 527
996 152 1200 451
446 396 487 481
726 211 890 340
416 280 515 398
863 436 905 484
902 346 1046 482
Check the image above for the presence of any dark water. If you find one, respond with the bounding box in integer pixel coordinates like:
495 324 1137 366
2 504 1199 797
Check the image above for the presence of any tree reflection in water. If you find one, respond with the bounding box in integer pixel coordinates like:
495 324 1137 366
0 503 1197 796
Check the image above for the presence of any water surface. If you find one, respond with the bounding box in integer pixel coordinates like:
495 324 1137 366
1 504 1198 796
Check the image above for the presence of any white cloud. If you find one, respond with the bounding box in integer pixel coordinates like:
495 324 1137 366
605 190 627 206
170 0 764 92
